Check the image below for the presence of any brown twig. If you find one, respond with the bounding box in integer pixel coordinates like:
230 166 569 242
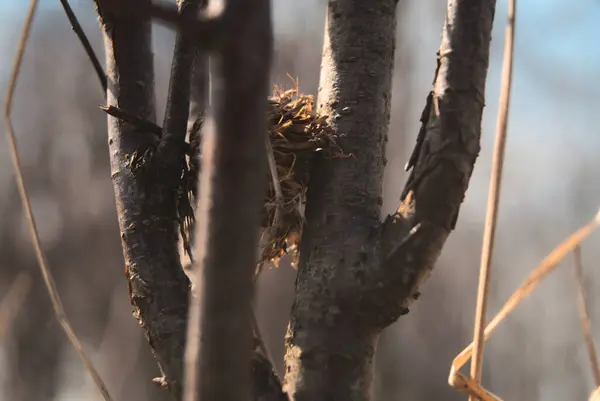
449 209 600 400
572 246 600 388
3 1 113 400
101 105 163 136
468 0 516 397
58 0 107 93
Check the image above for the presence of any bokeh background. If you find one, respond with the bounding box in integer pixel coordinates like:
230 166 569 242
1 0 600 400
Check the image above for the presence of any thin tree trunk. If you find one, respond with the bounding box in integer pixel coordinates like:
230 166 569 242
284 0 397 399
185 1 273 400
95 2 190 398
284 0 497 400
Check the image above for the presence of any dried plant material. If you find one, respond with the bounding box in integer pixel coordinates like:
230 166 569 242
4 1 113 400
259 77 341 268
448 209 600 401
572 247 600 392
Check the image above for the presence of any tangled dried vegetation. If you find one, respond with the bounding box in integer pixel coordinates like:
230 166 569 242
259 80 342 269
179 79 343 271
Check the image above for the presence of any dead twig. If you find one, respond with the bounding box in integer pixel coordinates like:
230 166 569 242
58 0 106 93
572 246 600 388
449 209 600 400
159 0 206 262
3 1 113 400
468 0 516 398
101 105 162 136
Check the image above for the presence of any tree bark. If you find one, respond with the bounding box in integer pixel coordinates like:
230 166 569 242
95 1 190 398
185 1 273 401
96 3 286 401
284 0 397 399
284 0 497 400
379 0 496 320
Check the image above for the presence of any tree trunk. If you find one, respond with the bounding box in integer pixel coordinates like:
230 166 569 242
284 0 397 399
284 0 497 400
96 2 190 398
184 1 273 400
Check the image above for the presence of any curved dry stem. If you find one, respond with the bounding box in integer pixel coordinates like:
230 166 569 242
449 210 600 400
3 1 113 400
572 246 600 388
468 0 517 396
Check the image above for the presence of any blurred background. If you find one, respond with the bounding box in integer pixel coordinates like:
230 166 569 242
1 0 599 400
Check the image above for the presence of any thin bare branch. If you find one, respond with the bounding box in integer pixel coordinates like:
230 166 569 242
158 0 206 264
58 0 107 93
3 1 113 400
185 1 273 401
572 246 600 388
159 0 204 158
101 105 162 136
378 0 497 325
469 0 516 396
448 209 600 400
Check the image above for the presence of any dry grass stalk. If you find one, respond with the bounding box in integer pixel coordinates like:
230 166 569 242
572 247 600 393
4 1 113 400
448 209 600 401
259 77 341 267
468 0 516 397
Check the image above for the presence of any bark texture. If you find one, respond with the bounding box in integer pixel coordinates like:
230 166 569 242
379 0 497 320
97 2 285 401
95 1 190 398
284 0 497 400
284 1 396 400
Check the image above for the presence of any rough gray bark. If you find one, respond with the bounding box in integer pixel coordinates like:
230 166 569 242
95 2 285 401
283 1 396 399
95 1 190 398
284 0 497 400
379 0 496 320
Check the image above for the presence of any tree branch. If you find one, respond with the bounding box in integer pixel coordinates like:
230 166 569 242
157 0 206 264
378 0 497 323
94 1 190 398
284 0 397 399
59 0 107 93
184 1 274 401
158 0 202 164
